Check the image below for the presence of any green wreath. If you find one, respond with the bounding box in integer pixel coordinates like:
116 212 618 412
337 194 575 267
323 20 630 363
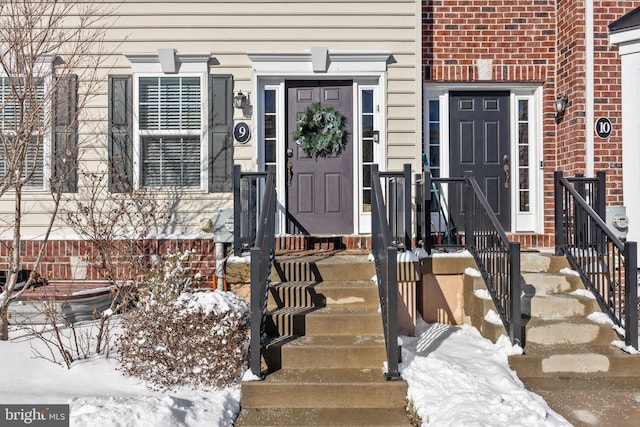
293 103 346 158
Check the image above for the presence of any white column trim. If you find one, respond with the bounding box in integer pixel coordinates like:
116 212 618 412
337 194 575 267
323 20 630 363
585 0 595 176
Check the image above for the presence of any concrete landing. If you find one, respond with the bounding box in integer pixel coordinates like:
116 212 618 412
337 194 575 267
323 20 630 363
523 376 640 427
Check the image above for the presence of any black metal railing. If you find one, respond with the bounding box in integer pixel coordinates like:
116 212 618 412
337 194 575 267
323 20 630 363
555 171 638 350
233 165 275 256
463 172 532 346
415 173 464 253
416 171 531 346
248 168 277 377
375 164 412 250
371 164 401 380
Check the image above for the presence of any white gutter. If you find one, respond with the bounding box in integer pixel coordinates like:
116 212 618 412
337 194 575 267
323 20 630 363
585 0 595 176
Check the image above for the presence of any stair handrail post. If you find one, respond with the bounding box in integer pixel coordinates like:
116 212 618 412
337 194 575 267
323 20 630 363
554 171 564 256
415 172 423 250
385 245 400 380
595 171 607 220
371 164 380 239
233 165 242 256
249 246 263 377
509 241 523 346
424 171 433 254
624 241 639 350
464 171 474 250
403 163 412 250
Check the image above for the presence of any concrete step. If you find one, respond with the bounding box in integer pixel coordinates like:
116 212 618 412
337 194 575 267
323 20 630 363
235 407 410 426
510 344 640 378
520 252 571 273
266 306 384 337
240 368 407 409
521 376 640 426
525 318 619 346
263 335 386 371
271 255 374 282
530 293 600 318
522 272 581 294
267 280 380 310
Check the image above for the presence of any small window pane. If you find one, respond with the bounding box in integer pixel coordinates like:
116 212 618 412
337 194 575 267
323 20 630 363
265 140 276 163
519 168 529 189
429 123 440 145
519 191 530 211
429 146 440 170
362 115 373 137
363 164 371 188
363 91 373 113
265 115 276 139
139 77 201 130
428 100 439 122
362 189 371 212
142 136 200 188
265 90 276 114
518 100 528 121
518 123 528 145
363 140 373 163
519 146 528 165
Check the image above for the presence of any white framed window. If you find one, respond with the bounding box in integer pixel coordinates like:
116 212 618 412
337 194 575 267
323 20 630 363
512 92 540 232
262 87 278 171
359 86 378 214
134 74 206 190
0 76 47 190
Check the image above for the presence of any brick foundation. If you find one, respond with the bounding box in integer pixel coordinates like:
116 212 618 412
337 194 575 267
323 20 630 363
0 238 220 282
1 233 558 283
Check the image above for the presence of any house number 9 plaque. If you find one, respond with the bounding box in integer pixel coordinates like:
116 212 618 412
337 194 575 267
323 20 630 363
234 122 250 144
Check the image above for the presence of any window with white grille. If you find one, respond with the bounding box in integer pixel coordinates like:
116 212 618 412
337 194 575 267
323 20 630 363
137 76 203 189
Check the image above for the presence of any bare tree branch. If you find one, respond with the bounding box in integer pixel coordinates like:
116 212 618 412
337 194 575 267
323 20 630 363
0 0 119 340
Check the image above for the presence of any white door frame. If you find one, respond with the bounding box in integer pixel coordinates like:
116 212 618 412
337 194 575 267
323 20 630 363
423 82 544 234
248 49 391 235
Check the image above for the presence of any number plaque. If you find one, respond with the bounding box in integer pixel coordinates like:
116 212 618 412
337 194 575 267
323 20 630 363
233 122 250 144
595 117 612 139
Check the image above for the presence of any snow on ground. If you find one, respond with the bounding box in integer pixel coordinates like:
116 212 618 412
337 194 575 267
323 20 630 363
1 317 571 426
400 318 571 426
0 323 240 427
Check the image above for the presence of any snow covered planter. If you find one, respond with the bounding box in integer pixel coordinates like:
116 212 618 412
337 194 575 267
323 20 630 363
117 250 249 390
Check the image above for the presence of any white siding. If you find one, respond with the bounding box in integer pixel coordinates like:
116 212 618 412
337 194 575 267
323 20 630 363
0 0 420 238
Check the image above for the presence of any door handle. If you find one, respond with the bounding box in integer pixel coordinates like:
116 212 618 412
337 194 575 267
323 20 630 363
287 159 293 187
503 163 510 189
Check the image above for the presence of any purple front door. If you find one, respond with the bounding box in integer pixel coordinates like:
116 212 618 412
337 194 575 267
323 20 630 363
286 81 354 234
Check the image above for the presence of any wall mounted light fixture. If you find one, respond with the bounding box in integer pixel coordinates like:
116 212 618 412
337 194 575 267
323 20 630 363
554 95 569 119
233 91 248 109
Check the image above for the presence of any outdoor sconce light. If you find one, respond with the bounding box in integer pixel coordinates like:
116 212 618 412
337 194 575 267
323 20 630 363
554 95 568 122
233 91 248 109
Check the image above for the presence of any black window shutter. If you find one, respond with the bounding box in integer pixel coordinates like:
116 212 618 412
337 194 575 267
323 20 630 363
51 74 78 193
108 74 133 193
208 75 233 193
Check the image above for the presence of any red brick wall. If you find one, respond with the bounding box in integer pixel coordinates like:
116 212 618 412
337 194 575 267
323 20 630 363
423 0 640 236
0 236 372 282
0 238 219 283
556 0 586 177
423 0 556 83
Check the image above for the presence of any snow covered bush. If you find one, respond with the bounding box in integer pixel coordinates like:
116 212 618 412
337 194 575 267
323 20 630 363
117 250 249 390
